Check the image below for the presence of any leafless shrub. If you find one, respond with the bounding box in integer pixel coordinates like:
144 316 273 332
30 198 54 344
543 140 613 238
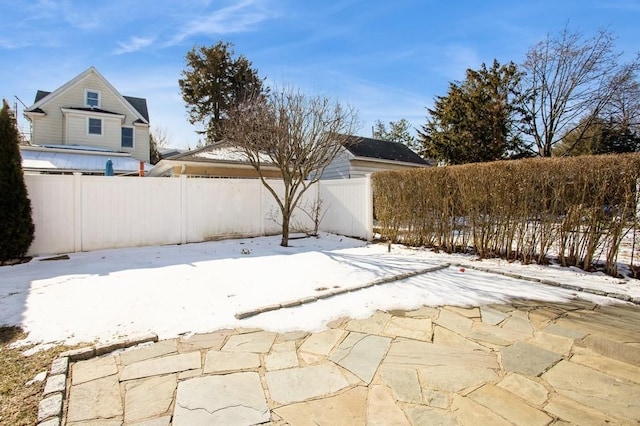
373 153 640 277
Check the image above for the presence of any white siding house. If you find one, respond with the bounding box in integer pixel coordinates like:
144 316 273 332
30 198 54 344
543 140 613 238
322 136 430 179
24 67 151 165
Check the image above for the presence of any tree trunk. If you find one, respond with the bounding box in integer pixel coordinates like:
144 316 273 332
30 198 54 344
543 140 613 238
280 210 290 247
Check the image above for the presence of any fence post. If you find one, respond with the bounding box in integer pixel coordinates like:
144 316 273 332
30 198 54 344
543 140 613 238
365 174 374 241
180 175 187 245
73 173 82 252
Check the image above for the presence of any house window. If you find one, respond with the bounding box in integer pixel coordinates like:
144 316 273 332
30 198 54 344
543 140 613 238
121 127 134 148
85 90 100 108
88 118 102 135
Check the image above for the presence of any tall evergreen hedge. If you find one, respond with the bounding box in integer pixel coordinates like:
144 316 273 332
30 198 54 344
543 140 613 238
0 100 34 261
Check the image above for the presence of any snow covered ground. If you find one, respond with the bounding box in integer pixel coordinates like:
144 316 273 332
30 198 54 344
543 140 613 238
1 233 638 348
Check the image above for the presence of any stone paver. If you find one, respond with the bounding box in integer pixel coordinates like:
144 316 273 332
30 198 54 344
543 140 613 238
124 374 177 423
405 406 458 426
71 356 118 385
265 363 350 405
120 352 201 381
203 349 260 373
177 330 232 352
265 340 299 371
273 386 367 425
500 340 563 376
527 331 574 355
543 394 616 425
299 328 344 356
451 394 512 426
480 306 510 325
379 366 422 403
542 360 640 422
468 384 553 425
434 308 474 336
383 316 433 341
386 340 498 369
468 321 530 346
57 302 640 426
66 375 122 423
344 311 392 334
330 332 391 383
419 365 499 393
173 372 269 425
367 385 410 426
221 330 276 353
497 373 549 405
569 350 640 383
119 340 178 366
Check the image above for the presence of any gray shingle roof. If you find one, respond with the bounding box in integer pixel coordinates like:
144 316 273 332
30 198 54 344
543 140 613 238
32 90 149 122
34 90 50 103
123 96 149 122
342 135 427 165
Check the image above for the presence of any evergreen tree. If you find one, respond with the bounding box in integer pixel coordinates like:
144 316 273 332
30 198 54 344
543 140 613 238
179 41 266 143
149 134 162 164
372 119 421 153
0 100 34 261
418 60 526 164
553 116 640 156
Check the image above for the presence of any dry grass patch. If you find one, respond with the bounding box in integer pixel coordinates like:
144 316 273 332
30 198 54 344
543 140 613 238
0 326 79 426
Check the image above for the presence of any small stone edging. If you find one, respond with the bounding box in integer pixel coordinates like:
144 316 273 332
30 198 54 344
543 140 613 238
235 263 452 320
236 261 640 321
449 262 640 305
36 333 158 426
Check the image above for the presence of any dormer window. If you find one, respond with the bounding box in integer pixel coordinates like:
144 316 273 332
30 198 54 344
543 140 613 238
85 90 101 108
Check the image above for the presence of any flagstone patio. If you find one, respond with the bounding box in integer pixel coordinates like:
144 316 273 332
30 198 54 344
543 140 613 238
41 299 640 425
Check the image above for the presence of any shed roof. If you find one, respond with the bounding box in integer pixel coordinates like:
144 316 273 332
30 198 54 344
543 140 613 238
342 135 428 165
169 141 274 165
20 145 150 175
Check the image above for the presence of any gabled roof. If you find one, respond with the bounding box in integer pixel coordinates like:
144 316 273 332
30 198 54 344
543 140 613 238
26 67 149 124
341 135 428 165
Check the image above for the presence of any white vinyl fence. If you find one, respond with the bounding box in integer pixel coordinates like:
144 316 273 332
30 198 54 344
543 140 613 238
24 174 373 256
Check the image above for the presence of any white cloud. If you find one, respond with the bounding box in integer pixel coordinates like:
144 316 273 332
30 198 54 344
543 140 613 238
0 38 31 49
167 0 273 46
114 36 156 55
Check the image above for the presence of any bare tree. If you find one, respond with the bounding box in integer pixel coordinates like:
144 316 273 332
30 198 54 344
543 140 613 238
521 26 640 156
225 88 358 246
149 126 171 164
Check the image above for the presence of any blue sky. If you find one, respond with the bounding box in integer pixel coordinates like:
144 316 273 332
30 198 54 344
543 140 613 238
1 0 638 149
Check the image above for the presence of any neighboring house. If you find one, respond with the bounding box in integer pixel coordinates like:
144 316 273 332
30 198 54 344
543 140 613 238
23 66 151 164
321 135 430 179
159 148 187 159
147 141 282 178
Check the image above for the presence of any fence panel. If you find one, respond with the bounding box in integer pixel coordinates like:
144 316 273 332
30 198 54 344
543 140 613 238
80 176 182 251
319 177 372 240
186 178 265 242
25 174 76 254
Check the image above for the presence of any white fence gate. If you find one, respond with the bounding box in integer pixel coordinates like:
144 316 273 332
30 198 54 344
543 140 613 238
24 174 373 256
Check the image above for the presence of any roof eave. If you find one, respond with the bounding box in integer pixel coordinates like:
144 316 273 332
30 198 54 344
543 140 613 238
60 107 126 121
350 156 429 167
